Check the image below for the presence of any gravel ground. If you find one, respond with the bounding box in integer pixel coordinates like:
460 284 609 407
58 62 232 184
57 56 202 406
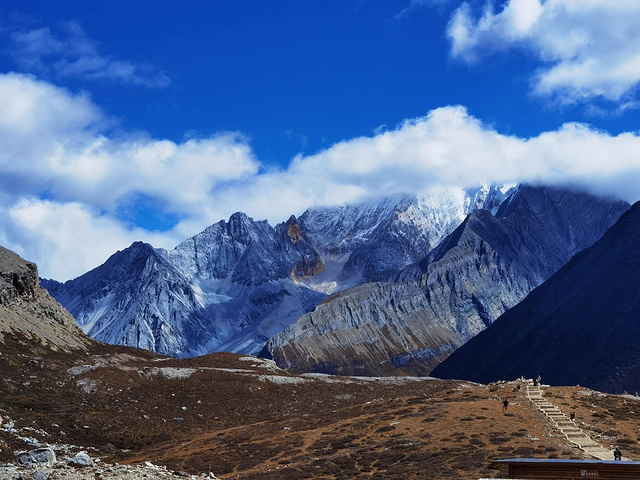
0 459 219 480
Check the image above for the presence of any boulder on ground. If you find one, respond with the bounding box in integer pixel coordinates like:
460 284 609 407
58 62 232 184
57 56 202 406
17 448 56 467
68 451 92 466
33 468 53 480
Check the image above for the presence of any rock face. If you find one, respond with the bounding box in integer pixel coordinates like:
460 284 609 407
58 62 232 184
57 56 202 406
0 247 38 305
431 201 640 394
0 247 89 350
3 445 218 479
265 186 629 376
43 185 512 357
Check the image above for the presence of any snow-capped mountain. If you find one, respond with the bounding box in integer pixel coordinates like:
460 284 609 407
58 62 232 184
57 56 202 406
43 214 326 356
298 184 515 291
42 184 512 357
265 185 630 376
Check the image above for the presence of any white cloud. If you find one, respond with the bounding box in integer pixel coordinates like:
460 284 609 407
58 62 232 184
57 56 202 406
198 106 640 233
0 199 183 282
0 74 259 212
1 73 640 281
7 21 170 87
447 0 640 103
0 73 259 279
0 72 100 136
256 106 640 208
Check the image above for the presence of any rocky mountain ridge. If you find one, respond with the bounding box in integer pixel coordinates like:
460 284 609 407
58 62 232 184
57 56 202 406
43 185 512 357
265 186 630 376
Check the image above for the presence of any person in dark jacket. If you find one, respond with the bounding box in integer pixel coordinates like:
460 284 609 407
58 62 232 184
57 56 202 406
614 447 622 461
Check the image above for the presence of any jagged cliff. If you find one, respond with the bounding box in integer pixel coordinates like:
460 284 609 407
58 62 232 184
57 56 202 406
0 246 89 350
265 186 630 376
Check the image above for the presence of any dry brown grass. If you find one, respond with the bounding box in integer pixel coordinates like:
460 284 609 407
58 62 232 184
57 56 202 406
1 334 638 479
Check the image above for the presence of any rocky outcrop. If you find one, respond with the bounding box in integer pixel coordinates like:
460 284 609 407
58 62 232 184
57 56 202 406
0 247 38 305
0 246 89 350
266 186 630 376
432 201 640 394
282 216 325 281
17 448 56 467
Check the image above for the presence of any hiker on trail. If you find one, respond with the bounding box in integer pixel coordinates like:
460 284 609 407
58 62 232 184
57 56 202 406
536 375 542 386
614 447 622 461
570 411 575 421
503 398 509 414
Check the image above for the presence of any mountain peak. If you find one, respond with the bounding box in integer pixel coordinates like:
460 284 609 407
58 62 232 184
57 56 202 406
228 211 252 223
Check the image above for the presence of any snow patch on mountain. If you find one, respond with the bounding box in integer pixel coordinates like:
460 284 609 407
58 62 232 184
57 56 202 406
190 279 233 308
81 292 116 337
298 255 351 295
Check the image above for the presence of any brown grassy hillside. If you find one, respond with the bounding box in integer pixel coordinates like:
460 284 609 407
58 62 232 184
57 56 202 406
2 333 639 480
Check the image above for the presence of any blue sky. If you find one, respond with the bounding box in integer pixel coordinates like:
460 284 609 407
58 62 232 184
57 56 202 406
1 0 640 280
5 0 636 161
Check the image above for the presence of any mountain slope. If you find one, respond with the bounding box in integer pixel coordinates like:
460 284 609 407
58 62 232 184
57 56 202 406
431 201 640 394
0 246 90 351
265 186 629 376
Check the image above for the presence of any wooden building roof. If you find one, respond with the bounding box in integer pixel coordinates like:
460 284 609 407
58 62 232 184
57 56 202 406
489 458 640 480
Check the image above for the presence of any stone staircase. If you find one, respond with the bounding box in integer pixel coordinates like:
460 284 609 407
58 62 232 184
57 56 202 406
526 384 615 460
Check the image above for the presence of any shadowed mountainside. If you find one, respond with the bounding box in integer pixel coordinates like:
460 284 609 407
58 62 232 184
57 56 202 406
432 201 640 394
